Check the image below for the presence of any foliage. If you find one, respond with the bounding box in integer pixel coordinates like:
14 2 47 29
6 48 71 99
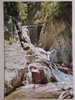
17 3 28 23
35 2 72 24
4 2 72 24
4 2 19 21
4 1 72 43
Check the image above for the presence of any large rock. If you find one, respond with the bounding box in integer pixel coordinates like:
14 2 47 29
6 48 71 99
27 63 51 84
5 83 73 100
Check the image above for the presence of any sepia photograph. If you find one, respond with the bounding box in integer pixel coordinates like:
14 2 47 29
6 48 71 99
4 1 73 100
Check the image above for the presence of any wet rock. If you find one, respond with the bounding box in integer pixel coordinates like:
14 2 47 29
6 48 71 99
28 63 52 83
57 62 73 74
58 88 73 99
32 68 48 84
26 64 47 84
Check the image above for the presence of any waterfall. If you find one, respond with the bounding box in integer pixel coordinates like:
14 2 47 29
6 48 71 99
47 50 73 84
50 63 72 83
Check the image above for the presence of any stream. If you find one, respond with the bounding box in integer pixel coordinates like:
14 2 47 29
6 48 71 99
50 63 73 83
5 41 73 84
5 25 73 99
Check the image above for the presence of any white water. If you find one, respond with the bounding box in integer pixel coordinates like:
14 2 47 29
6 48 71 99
50 63 73 83
47 50 73 84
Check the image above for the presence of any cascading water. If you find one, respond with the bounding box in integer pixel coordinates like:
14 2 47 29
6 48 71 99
47 51 73 84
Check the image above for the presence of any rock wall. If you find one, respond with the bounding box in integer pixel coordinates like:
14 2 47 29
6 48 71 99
38 19 72 63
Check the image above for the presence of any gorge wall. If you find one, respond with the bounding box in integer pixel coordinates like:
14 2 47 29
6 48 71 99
38 19 72 64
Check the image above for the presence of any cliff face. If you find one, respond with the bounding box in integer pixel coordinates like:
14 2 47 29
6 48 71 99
38 19 72 63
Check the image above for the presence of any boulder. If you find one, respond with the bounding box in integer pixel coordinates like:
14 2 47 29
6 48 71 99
5 68 27 95
27 63 52 84
5 83 73 100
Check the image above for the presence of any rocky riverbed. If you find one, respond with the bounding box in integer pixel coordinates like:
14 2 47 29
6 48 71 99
5 41 73 100
4 25 73 99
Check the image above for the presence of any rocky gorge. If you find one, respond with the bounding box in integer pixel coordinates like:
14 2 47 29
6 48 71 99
5 24 73 99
